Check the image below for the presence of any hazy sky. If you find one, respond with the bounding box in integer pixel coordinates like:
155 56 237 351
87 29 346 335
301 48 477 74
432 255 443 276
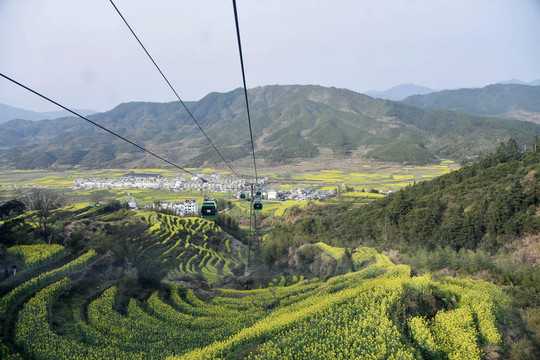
1 0 539 112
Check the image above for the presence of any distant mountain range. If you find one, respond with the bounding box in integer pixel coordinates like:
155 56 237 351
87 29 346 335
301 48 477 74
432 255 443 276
0 103 97 124
497 79 540 86
402 83 540 123
1 84 539 170
364 84 437 101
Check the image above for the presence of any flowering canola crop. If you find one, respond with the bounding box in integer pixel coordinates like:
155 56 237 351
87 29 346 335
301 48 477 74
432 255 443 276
1 246 507 359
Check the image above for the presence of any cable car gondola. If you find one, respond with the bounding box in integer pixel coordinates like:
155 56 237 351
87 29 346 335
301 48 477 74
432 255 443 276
201 200 217 219
240 192 246 199
255 190 262 197
253 199 263 211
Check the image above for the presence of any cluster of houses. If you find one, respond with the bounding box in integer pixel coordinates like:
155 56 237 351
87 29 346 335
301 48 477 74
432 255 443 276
74 173 342 216
242 188 336 201
74 174 182 190
122 191 198 217
73 172 341 199
152 199 199 217
73 173 268 193
271 188 336 201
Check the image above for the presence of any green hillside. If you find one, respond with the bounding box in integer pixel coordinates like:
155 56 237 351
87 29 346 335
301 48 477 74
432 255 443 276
1 141 540 358
0 205 245 284
403 84 540 123
264 140 540 255
0 240 511 359
342 139 540 250
257 140 540 356
1 85 540 169
366 138 437 164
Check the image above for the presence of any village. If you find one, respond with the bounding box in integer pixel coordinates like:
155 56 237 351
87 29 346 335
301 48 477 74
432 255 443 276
72 172 261 193
73 173 338 216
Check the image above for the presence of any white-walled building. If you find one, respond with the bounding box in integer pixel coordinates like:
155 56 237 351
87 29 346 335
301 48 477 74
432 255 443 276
164 199 199 216
267 190 278 200
183 200 198 215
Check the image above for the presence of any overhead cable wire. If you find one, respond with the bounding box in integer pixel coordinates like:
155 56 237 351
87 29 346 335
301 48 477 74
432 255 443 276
109 0 241 179
232 0 260 272
232 0 258 183
0 72 202 180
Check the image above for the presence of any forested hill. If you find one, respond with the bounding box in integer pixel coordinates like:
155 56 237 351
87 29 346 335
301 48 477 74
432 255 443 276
403 83 540 123
1 85 540 169
266 140 540 256
341 140 540 250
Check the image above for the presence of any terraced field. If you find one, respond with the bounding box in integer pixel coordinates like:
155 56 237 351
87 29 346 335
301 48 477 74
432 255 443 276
139 213 245 283
7 244 65 270
2 203 244 284
0 243 508 359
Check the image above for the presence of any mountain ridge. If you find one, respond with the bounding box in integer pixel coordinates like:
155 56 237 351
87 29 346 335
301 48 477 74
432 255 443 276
1 84 539 169
497 78 540 86
364 83 437 101
402 83 540 123
0 102 97 123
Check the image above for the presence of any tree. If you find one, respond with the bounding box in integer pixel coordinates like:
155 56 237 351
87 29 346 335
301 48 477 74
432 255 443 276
24 189 64 244
97 199 127 214
0 217 33 247
110 220 150 272
0 199 26 219
216 198 231 211
494 138 522 163
386 189 411 224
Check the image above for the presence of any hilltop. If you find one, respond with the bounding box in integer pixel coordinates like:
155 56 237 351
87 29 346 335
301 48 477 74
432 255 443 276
403 83 540 123
364 83 437 100
1 85 540 169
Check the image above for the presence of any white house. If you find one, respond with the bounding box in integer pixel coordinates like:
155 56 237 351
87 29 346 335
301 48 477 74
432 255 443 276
127 199 137 210
267 190 278 200
183 200 198 215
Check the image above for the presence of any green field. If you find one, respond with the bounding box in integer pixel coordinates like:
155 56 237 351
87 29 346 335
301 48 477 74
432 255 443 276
0 243 508 360
0 162 457 218
232 199 310 217
0 161 455 189
287 161 455 191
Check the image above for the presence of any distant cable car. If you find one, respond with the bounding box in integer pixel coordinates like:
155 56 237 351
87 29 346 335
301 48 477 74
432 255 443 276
240 192 246 199
255 190 262 197
253 199 263 210
201 200 217 219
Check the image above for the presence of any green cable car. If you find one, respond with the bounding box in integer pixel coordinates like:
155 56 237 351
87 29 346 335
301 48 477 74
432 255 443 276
240 192 246 199
256 190 262 197
201 200 217 219
253 199 263 210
